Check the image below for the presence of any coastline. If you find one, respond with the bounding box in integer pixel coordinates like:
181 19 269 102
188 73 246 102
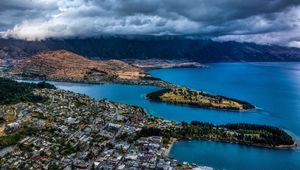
2 59 208 89
164 138 177 157
1 71 299 169
147 99 256 112
146 88 256 112
125 59 206 70
12 78 296 150
10 76 176 89
173 138 297 150
166 139 216 170
11 78 295 150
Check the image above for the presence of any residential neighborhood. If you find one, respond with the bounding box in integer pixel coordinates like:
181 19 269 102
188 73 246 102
0 89 207 170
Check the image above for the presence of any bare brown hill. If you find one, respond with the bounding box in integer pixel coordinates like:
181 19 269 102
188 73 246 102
8 50 159 84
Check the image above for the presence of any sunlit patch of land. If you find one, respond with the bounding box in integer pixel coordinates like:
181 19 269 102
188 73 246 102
147 88 255 111
0 128 5 137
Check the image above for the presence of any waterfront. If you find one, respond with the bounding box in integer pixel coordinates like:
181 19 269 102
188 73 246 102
170 140 300 170
24 62 300 170
152 62 300 170
150 62 300 137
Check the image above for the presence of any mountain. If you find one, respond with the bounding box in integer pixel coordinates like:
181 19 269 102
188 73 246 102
8 50 155 83
1 37 300 62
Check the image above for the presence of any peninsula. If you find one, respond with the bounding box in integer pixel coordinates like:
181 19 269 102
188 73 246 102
4 50 173 88
125 59 204 70
146 88 255 111
1 50 256 113
0 78 295 169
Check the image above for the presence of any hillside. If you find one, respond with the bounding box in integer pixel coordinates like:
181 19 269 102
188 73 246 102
0 78 55 105
7 50 170 87
1 37 300 62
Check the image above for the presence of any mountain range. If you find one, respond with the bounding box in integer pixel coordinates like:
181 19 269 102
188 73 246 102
1 36 300 63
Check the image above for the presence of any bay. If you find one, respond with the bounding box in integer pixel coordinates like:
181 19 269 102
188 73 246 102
151 62 300 170
23 62 300 170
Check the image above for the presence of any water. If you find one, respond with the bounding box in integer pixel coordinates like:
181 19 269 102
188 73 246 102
44 83 278 127
170 140 300 170
24 62 300 170
151 62 300 170
150 63 300 137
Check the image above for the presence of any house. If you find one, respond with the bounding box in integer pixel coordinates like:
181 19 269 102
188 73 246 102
5 122 20 134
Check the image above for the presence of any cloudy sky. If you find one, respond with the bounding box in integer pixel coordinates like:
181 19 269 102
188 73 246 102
0 0 300 47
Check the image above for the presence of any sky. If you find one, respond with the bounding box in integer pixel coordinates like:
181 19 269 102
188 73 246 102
0 0 300 47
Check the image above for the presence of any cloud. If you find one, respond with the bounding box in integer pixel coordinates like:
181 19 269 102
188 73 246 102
213 5 300 47
0 0 300 47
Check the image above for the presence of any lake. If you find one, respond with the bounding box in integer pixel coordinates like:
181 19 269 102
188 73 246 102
29 62 300 170
151 62 300 170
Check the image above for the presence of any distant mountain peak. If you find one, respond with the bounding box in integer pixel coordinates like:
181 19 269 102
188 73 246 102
0 37 300 62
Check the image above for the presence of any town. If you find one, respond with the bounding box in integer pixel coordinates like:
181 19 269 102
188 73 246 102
0 88 208 170
0 79 295 170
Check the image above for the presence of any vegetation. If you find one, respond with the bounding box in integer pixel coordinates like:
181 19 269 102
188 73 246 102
91 132 109 143
0 78 56 105
35 81 56 89
138 121 294 148
0 127 36 149
59 144 77 156
222 123 294 146
3 112 16 122
0 117 5 124
147 88 255 111
31 112 46 119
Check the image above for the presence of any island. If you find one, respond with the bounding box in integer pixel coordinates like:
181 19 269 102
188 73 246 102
146 87 255 111
0 79 295 169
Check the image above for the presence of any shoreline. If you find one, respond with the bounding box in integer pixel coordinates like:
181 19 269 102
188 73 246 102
10 78 296 150
147 99 256 113
1 78 298 170
17 76 257 113
125 59 206 71
164 138 177 157
146 88 256 112
11 76 176 89
12 78 296 150
173 138 297 150
165 139 214 170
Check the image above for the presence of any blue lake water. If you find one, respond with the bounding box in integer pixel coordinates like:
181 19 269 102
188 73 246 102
150 62 300 137
27 62 300 170
151 62 300 170
170 140 300 170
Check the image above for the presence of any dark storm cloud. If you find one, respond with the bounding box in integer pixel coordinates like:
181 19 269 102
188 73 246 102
0 0 300 47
